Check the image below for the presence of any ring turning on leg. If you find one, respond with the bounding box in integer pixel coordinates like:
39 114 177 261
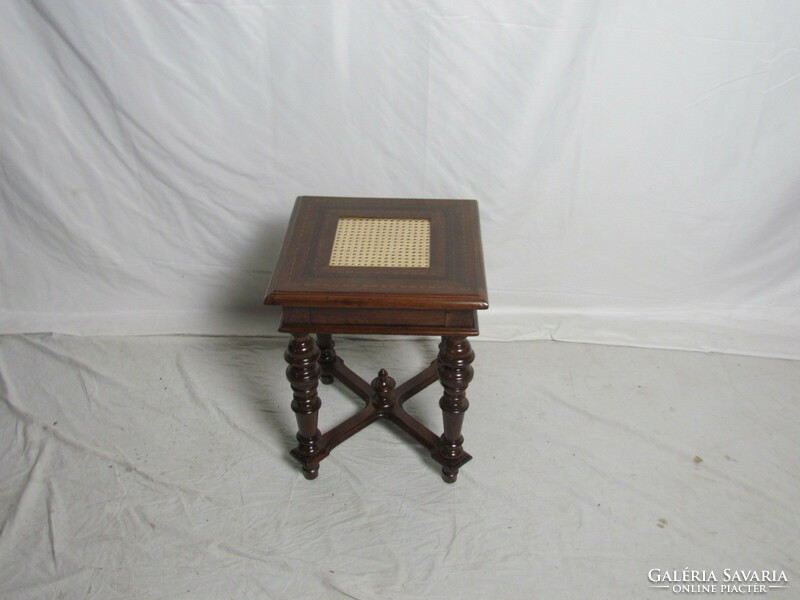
285 334 322 479
282 334 474 482
437 336 474 483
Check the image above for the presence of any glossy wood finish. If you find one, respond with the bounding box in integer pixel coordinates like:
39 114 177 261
265 196 488 482
437 336 474 482
285 334 322 480
316 333 336 385
290 334 472 481
264 196 488 311
279 306 479 336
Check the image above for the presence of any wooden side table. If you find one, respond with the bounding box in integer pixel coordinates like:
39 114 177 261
264 196 489 482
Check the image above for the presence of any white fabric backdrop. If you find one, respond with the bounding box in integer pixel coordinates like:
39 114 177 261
2 1 800 358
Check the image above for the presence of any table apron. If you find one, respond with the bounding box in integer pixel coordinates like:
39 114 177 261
278 307 478 336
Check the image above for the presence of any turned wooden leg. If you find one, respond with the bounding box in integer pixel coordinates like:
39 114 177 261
317 334 336 385
437 336 474 483
285 334 322 479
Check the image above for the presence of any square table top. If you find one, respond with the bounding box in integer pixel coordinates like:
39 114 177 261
264 196 489 310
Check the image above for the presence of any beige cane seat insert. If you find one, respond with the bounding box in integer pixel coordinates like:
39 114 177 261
329 217 431 268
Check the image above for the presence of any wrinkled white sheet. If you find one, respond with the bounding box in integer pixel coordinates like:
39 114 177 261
1 2 800 357
0 334 798 598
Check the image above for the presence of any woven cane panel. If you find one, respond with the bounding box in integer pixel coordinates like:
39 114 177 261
329 218 431 268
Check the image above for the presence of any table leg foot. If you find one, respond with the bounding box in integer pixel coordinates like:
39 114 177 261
441 467 458 483
302 466 319 480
